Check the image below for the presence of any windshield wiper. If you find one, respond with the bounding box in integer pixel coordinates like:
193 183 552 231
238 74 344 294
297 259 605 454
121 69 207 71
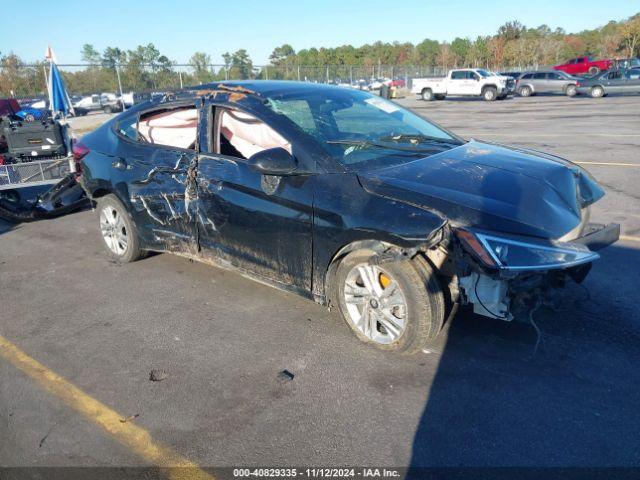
326 139 444 153
378 134 462 145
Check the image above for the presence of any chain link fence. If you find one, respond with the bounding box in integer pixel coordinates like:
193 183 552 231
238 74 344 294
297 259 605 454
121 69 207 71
0 63 535 99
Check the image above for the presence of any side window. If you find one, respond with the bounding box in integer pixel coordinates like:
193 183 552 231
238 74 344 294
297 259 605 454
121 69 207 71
217 108 291 160
522 73 533 79
450 71 465 80
271 99 316 134
117 116 138 141
469 72 480 80
549 73 562 80
608 71 621 80
533 73 546 79
576 58 584 63
569 59 576 64
627 69 640 80
137 106 198 150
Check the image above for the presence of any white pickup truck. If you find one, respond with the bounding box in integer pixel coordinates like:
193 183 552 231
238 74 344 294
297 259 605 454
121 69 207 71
411 68 516 101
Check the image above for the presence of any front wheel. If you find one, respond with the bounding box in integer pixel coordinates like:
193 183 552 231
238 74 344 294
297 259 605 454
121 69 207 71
565 84 577 97
97 194 145 263
483 87 497 101
590 85 605 98
421 88 434 101
334 250 444 353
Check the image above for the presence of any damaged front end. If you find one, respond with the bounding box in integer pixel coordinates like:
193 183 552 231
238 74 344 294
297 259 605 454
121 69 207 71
447 223 619 321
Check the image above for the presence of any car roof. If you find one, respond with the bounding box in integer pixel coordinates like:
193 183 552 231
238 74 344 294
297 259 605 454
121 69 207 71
184 80 349 98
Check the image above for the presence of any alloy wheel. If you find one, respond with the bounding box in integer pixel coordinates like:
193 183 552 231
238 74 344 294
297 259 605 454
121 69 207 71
99 206 128 256
343 263 407 344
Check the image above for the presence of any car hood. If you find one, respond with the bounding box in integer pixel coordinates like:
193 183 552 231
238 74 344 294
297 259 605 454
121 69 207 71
357 140 604 239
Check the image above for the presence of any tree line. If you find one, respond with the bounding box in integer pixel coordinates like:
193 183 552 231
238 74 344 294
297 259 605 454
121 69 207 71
1 13 638 97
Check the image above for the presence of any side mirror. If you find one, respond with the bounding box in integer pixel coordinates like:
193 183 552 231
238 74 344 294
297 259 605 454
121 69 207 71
248 147 298 176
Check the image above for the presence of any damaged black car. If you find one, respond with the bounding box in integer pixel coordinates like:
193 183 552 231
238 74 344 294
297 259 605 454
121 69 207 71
77 81 619 353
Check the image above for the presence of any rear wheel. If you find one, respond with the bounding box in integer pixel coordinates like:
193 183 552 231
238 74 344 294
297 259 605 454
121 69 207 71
483 86 497 101
518 85 532 97
590 85 605 98
334 250 444 353
97 194 145 263
565 84 577 97
421 88 434 101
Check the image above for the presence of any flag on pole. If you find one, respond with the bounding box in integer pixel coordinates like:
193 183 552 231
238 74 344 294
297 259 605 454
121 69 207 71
46 47 74 117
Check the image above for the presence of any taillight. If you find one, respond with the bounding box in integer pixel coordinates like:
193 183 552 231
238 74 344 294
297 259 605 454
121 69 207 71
71 140 89 174
0 154 5 165
575 81 581 87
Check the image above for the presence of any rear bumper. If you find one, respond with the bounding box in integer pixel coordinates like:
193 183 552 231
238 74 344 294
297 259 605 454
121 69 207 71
574 223 620 251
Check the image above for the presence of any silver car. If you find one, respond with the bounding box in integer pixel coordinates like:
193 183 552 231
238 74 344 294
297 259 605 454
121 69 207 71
516 70 579 97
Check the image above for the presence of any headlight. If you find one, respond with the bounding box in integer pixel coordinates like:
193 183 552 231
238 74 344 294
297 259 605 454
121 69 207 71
455 229 599 271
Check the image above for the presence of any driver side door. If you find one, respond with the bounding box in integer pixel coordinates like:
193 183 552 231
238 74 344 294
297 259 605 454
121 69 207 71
195 104 314 291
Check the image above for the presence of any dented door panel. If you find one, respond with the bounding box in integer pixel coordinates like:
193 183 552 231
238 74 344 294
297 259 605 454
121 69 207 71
122 142 199 254
196 154 314 290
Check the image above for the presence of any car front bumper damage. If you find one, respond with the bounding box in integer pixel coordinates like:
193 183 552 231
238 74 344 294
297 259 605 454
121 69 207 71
456 222 620 321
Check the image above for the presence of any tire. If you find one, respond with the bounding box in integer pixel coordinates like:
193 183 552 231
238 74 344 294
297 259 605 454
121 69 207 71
518 86 532 97
565 84 577 97
483 86 497 101
333 249 444 353
421 88 434 101
104 106 113 114
590 86 605 98
588 66 600 76
23 114 35 122
97 194 145 263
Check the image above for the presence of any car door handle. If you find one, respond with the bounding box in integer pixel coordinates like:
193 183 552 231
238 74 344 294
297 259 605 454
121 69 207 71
112 158 129 170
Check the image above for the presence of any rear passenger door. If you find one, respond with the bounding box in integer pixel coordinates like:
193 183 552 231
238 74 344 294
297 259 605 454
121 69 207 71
113 102 200 254
531 72 548 92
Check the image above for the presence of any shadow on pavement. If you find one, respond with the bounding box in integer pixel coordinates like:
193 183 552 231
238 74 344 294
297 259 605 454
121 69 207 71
407 243 640 478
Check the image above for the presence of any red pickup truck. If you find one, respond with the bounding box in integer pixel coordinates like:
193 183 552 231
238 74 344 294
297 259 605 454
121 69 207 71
553 57 612 76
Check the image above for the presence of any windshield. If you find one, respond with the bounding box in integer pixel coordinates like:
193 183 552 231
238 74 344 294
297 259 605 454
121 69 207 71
264 88 462 170
476 69 493 78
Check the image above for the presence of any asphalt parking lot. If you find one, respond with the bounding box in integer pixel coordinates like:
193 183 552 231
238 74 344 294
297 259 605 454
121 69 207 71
1 93 639 475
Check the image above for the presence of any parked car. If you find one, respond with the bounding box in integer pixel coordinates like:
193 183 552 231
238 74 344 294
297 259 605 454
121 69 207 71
412 68 515 101
73 94 123 114
516 70 580 97
613 58 640 69
553 56 612 76
0 98 48 122
575 68 640 97
389 78 406 88
76 81 618 353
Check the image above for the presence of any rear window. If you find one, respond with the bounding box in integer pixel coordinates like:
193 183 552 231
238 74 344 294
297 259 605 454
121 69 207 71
116 106 198 150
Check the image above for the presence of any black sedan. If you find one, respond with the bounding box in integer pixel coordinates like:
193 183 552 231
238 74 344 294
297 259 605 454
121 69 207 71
576 68 640 97
75 81 619 353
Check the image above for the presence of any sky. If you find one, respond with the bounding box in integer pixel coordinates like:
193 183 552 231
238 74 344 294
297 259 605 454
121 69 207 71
3 0 638 65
